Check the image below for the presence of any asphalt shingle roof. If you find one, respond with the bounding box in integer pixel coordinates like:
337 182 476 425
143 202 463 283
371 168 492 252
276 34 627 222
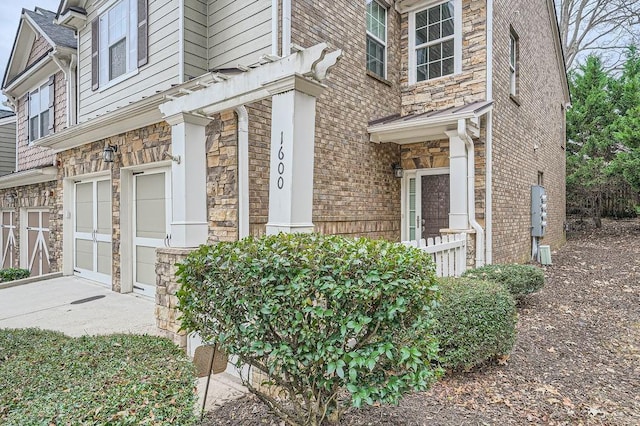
0 110 15 120
24 8 76 49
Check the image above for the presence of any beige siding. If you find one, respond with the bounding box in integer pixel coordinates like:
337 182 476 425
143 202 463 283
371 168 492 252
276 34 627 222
184 0 208 79
26 36 52 67
208 0 272 70
0 122 16 176
77 0 181 122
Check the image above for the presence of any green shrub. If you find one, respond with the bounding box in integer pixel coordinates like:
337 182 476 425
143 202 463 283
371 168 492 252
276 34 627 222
462 263 545 301
0 329 197 425
177 233 442 426
433 278 517 371
0 268 30 282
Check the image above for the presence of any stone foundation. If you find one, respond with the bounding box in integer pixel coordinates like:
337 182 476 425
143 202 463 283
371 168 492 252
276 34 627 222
155 247 196 348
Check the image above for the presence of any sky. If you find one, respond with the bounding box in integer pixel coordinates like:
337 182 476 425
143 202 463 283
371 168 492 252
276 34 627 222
0 0 61 110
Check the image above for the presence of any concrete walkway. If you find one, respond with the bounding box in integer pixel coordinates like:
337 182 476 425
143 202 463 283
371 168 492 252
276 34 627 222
0 275 246 412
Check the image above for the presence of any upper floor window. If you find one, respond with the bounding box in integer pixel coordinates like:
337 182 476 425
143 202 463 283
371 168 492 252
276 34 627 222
409 0 461 84
366 0 387 79
509 29 519 98
92 0 148 91
28 77 54 142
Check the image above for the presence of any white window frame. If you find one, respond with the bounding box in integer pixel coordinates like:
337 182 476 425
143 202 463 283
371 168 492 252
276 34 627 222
366 0 387 79
408 0 462 85
28 80 50 143
509 30 518 97
98 0 138 90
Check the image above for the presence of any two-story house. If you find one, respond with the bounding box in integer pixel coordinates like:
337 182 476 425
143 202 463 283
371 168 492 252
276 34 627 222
1 0 568 345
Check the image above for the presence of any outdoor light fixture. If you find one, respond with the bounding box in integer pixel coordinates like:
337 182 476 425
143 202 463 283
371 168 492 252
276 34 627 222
103 145 118 163
393 163 403 178
4 191 17 205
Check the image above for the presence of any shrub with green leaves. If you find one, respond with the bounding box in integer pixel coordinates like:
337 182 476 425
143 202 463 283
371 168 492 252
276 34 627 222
0 329 197 425
177 233 442 426
434 278 517 371
0 268 30 282
462 263 545 301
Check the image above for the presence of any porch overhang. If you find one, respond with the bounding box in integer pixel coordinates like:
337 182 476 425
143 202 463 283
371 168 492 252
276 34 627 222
367 100 493 144
0 166 57 189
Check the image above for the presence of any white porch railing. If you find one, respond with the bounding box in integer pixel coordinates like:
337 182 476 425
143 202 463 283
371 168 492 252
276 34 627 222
402 233 467 277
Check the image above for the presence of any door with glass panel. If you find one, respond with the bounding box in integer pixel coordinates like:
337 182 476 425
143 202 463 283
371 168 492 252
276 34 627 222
133 169 171 298
406 171 450 242
1 210 16 269
74 179 112 284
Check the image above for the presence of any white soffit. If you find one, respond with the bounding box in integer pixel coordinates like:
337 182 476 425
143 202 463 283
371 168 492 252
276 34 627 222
0 166 57 189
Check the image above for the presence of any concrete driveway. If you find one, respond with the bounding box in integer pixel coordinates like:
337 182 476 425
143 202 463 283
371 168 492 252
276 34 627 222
0 276 157 336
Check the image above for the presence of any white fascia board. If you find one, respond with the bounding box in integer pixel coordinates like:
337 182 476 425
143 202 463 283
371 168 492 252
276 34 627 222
368 103 493 144
0 166 57 189
4 58 58 99
0 116 16 126
55 9 87 30
396 0 446 13
23 14 56 49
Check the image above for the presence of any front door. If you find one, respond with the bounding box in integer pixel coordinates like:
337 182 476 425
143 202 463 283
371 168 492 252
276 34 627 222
406 170 450 242
1 210 16 269
74 178 112 284
133 169 171 298
25 210 51 276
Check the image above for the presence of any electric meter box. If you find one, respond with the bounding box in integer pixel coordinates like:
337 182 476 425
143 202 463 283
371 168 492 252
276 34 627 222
531 185 548 237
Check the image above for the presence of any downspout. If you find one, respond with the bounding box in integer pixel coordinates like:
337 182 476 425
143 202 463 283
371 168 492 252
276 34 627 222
272 0 279 56
485 0 494 264
282 0 292 56
459 119 485 267
69 54 77 126
235 106 249 239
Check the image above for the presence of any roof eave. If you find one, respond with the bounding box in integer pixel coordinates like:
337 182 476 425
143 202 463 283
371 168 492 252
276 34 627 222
0 166 57 190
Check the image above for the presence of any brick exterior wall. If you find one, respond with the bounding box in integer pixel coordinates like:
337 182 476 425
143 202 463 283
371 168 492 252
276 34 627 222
26 36 51 67
290 0 402 241
491 0 567 263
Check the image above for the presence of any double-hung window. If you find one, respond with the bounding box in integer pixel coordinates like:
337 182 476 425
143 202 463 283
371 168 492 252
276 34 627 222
366 0 387 79
28 81 50 142
96 0 139 88
409 0 461 84
509 29 519 97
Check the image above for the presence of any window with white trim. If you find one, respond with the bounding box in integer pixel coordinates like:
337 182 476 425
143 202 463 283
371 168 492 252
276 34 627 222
28 81 50 142
509 29 519 97
366 0 387 79
410 0 461 84
99 0 138 86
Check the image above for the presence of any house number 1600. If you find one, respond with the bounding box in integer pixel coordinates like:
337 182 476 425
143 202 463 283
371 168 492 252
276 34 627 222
277 132 285 189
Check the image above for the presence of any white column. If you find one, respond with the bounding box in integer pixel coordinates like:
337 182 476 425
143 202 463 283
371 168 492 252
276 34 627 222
266 86 320 235
446 129 469 230
165 113 211 247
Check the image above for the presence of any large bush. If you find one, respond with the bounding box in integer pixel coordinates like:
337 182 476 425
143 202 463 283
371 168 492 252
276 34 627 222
177 233 442 426
462 264 545 301
0 268 30 282
434 278 517 371
0 329 197 425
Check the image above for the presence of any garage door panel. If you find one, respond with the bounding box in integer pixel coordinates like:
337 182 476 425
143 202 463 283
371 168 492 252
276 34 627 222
97 241 112 275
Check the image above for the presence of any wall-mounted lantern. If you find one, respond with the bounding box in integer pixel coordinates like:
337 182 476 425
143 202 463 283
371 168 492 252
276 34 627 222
103 145 118 163
392 163 404 178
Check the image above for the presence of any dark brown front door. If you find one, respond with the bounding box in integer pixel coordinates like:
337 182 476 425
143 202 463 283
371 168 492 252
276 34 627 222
421 174 450 240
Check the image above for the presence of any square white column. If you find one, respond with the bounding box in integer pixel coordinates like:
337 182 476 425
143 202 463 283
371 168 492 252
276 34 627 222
446 129 469 230
266 89 318 235
165 113 211 247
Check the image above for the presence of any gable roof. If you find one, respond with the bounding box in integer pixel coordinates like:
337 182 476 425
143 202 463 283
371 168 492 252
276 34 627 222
2 7 76 95
0 111 15 120
24 8 76 50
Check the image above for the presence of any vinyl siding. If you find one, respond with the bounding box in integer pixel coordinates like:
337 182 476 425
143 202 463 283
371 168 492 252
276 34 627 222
0 122 16 176
184 0 208 80
208 0 272 70
77 0 181 122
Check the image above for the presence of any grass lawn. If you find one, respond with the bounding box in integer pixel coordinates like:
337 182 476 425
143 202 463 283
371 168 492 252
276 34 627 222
0 328 197 425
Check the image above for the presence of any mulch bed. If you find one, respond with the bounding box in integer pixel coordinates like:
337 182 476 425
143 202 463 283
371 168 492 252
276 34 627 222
201 219 640 425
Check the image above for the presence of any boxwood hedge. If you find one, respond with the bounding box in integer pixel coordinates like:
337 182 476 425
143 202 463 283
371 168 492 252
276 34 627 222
462 264 545 301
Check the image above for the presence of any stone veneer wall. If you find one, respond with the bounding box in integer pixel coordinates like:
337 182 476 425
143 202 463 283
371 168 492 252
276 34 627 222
156 247 192 347
0 181 59 271
490 0 566 263
56 122 173 292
